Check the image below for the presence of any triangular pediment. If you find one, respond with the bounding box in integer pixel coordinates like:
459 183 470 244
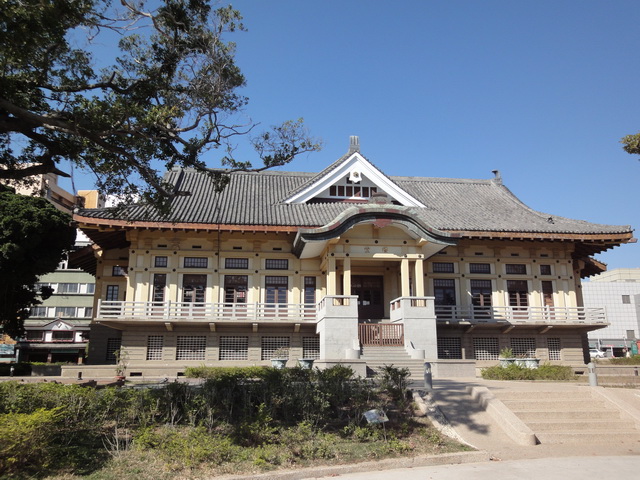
284 137 425 207
43 319 74 331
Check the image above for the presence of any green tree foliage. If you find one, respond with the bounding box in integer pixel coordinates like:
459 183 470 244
0 0 321 209
621 132 640 157
0 190 76 337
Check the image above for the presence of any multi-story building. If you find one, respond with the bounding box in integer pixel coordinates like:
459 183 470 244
71 137 634 376
583 269 640 356
2 172 103 364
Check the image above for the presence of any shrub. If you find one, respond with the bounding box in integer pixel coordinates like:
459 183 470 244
376 364 411 405
608 354 640 365
184 365 268 379
0 407 63 476
481 363 576 380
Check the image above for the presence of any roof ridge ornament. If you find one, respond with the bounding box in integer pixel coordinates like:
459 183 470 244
348 135 360 154
491 169 502 185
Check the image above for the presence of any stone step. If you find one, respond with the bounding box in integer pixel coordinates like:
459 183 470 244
527 420 629 432
516 409 623 421
502 399 609 410
495 390 594 401
535 431 640 444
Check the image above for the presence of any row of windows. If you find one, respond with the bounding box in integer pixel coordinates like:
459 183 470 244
433 278 553 308
36 282 95 294
437 337 561 361
432 262 553 276
29 306 93 318
106 336 320 362
106 276 318 304
24 330 78 342
147 257 293 270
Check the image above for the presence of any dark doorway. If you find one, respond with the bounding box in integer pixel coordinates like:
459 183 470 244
351 275 384 319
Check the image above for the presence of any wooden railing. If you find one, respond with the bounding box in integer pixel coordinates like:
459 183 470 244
97 300 317 322
359 323 404 346
434 305 607 324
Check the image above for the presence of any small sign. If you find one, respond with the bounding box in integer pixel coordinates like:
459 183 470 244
0 344 15 355
363 409 388 424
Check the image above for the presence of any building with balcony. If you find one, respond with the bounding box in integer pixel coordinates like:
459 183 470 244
1 172 103 364
71 137 634 376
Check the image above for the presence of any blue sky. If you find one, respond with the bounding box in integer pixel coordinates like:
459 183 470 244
67 0 640 270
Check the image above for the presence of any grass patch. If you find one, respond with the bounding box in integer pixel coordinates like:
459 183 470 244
0 365 470 478
481 363 576 380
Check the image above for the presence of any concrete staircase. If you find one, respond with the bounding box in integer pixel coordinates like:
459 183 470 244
360 346 425 381
494 387 640 444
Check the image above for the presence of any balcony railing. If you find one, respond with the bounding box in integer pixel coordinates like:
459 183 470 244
435 305 607 324
97 300 317 322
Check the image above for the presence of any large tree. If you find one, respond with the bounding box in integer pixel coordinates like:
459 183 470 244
0 0 320 208
0 188 76 338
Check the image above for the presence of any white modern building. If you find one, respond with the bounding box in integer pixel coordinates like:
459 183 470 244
583 268 640 356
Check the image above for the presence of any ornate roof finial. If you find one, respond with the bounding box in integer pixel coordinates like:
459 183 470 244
348 135 360 154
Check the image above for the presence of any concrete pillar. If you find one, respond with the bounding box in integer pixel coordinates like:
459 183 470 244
343 257 352 296
316 295 359 359
415 259 425 297
327 256 337 295
401 258 411 297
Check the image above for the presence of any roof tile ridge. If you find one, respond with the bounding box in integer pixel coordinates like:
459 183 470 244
392 175 494 184
492 182 632 231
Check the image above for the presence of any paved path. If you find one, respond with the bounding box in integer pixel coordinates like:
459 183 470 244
307 456 640 480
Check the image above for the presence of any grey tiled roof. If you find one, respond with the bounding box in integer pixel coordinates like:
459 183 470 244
77 168 631 235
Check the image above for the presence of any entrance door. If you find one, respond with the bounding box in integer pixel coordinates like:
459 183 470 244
351 275 384 319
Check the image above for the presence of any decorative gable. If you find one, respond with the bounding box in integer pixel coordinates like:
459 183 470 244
44 320 74 331
284 136 425 207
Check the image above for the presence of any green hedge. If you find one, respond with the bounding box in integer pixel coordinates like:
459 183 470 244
606 355 640 365
481 363 576 381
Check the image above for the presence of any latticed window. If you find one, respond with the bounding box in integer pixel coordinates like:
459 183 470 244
438 337 462 359
224 275 247 304
505 264 527 275
304 277 316 305
473 337 499 360
261 336 290 360
547 338 561 360
112 266 127 276
511 338 536 358
540 264 552 275
52 331 74 342
265 276 287 304
154 256 168 268
432 262 454 273
30 306 47 317
225 258 249 269
469 263 491 274
265 259 288 270
182 274 206 304
106 338 122 362
184 257 208 268
146 335 164 360
303 336 320 359
219 336 249 360
176 336 206 360
434 279 456 306
26 330 44 341
105 285 119 301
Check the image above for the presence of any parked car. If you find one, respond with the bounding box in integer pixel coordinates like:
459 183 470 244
589 348 605 359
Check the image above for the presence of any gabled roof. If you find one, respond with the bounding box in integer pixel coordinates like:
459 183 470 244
74 138 634 256
284 136 425 207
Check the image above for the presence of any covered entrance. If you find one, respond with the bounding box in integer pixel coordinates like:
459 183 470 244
351 275 384 319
